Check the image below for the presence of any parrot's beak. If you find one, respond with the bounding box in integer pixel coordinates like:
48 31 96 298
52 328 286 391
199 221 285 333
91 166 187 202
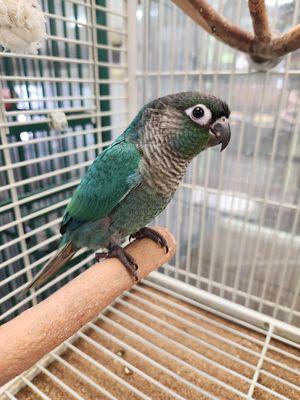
207 117 231 151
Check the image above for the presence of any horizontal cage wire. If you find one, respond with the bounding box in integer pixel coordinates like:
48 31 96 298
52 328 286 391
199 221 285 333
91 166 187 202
1 279 299 400
143 0 300 326
0 0 299 399
0 0 129 320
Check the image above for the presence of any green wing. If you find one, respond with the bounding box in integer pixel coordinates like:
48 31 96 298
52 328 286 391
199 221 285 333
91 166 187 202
60 138 142 233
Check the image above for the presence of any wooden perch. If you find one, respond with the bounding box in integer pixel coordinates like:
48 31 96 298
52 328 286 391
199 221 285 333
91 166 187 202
248 0 271 43
0 227 176 387
172 0 300 65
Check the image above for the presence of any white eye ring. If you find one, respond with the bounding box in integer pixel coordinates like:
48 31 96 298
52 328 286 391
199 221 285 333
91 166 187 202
185 104 212 126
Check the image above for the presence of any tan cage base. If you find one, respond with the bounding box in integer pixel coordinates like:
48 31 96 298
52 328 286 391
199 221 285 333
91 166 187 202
1 277 299 400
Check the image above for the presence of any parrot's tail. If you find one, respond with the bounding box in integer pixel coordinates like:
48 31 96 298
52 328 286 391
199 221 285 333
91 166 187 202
19 241 77 298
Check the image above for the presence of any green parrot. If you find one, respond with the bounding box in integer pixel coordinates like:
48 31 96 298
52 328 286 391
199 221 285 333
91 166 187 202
23 91 231 292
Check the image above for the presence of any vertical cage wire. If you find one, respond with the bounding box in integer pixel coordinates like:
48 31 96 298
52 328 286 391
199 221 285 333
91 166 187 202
0 1 299 399
138 0 300 325
0 0 299 359
0 0 129 323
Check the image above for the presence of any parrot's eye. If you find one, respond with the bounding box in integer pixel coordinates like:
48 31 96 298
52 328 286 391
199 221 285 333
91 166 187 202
192 106 204 119
185 104 212 126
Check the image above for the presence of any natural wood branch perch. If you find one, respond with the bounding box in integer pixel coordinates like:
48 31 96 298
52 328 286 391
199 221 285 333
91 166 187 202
248 0 271 43
270 25 300 57
172 0 254 53
0 227 176 387
172 0 300 66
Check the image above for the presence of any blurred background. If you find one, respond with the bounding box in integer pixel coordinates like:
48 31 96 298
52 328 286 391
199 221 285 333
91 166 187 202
0 0 299 327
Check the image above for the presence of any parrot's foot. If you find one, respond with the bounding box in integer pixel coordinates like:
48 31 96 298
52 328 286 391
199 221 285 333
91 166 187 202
95 245 139 282
129 227 169 254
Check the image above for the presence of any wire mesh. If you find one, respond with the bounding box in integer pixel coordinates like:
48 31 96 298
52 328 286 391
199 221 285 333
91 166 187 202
0 0 128 322
0 0 300 397
1 0 299 324
139 0 300 326
1 279 299 399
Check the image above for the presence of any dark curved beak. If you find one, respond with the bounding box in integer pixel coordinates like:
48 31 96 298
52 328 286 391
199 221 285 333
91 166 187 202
208 118 231 151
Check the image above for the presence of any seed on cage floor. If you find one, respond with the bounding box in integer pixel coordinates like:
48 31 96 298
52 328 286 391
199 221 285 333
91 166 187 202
124 366 133 376
116 349 125 357
113 349 125 363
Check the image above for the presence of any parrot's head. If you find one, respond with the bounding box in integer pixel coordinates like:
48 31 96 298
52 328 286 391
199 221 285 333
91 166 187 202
139 92 231 159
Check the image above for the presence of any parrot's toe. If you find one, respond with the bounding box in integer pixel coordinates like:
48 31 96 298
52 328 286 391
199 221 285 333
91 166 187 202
130 227 169 254
95 251 108 262
95 245 139 282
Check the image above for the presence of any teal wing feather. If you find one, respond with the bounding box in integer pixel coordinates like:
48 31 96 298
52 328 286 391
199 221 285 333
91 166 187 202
60 137 142 234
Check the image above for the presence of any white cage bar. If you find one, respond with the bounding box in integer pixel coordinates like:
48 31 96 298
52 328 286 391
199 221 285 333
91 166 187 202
0 0 299 399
